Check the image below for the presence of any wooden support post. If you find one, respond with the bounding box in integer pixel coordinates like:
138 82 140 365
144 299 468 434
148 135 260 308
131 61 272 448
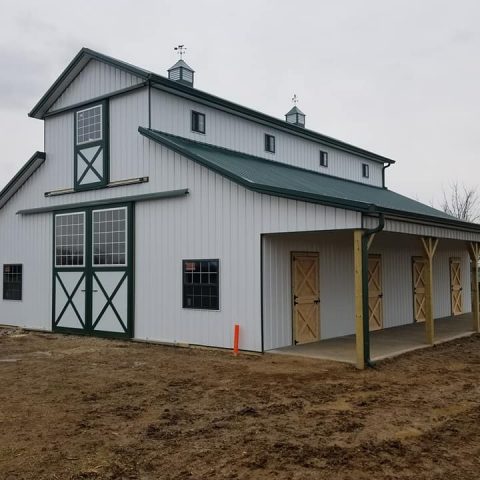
420 237 438 345
467 242 480 333
354 230 365 369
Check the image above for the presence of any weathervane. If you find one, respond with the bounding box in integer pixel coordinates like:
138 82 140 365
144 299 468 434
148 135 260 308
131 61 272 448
292 94 299 105
174 45 187 58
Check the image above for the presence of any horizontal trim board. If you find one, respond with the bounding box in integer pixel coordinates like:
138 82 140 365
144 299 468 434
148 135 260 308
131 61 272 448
17 188 189 215
44 82 148 118
45 176 149 197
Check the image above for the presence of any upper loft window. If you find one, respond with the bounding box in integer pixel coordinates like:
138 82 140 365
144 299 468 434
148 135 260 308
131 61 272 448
362 163 370 178
76 105 103 145
3 264 22 301
191 111 206 134
74 101 109 190
265 134 275 153
320 151 328 168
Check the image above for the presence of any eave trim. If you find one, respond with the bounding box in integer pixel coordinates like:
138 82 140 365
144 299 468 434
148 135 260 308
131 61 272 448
16 189 189 215
0 151 46 210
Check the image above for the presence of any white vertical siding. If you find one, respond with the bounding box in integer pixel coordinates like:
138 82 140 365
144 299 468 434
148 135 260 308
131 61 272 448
49 59 144 112
151 89 384 186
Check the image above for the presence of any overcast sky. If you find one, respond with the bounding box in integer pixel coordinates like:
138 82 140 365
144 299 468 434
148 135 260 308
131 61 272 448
0 0 479 207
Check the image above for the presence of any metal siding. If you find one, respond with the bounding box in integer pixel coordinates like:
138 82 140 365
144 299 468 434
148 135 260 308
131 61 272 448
262 232 357 350
150 89 384 186
0 187 52 331
49 59 144 113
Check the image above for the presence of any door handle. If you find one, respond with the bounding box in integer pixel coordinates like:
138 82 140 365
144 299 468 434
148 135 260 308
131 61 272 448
81 289 98 293
314 299 320 304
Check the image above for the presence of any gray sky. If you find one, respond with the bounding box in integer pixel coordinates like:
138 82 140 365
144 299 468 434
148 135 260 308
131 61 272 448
1 0 479 207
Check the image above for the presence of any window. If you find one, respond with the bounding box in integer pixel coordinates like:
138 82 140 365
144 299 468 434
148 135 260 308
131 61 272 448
74 101 108 190
93 207 127 266
320 151 328 167
183 260 219 310
191 111 206 134
362 163 370 178
76 105 103 145
265 134 275 153
55 213 85 267
3 264 22 301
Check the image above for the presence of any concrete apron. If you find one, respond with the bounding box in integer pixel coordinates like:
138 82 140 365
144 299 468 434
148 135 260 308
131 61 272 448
268 313 475 365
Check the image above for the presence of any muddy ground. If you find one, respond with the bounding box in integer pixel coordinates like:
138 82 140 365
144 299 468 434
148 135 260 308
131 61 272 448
1 328 480 479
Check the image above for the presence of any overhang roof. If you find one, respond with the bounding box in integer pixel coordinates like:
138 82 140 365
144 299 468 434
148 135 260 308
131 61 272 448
0 152 46 210
139 127 480 232
30 48 394 165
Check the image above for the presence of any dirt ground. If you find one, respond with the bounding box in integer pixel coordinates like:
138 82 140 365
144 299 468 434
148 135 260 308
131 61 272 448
1 329 480 480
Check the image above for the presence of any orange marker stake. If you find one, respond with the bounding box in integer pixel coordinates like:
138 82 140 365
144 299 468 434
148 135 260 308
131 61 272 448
233 324 240 356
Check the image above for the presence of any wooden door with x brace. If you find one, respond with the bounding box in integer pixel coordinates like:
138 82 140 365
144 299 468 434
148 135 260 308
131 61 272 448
412 257 427 322
450 257 463 316
368 254 383 331
292 252 320 344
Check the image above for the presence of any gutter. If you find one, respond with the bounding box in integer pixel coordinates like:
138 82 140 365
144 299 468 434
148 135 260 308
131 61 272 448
382 162 391 188
361 212 385 367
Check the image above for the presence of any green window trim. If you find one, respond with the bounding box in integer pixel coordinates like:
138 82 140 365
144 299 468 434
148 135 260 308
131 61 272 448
74 99 109 191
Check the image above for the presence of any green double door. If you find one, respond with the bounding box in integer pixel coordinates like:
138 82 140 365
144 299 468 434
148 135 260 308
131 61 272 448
52 204 133 337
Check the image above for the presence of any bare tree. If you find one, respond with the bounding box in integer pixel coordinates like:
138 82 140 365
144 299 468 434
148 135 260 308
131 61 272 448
442 182 480 223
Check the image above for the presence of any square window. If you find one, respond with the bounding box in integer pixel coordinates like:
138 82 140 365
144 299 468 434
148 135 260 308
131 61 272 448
191 111 206 134
3 264 22 301
76 104 103 145
362 163 370 178
265 134 275 153
183 259 219 310
320 151 328 167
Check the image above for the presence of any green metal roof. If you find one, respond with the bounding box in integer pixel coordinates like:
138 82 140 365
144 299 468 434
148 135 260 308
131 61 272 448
29 48 393 165
139 127 480 232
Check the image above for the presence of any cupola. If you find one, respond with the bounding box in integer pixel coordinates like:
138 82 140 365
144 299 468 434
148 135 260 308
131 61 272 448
285 94 305 128
168 45 195 87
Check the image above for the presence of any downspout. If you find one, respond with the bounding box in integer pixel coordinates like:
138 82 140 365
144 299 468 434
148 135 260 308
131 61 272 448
382 163 391 189
362 211 385 367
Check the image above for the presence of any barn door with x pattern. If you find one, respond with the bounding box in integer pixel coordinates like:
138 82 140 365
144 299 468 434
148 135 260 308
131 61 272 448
412 257 427 322
450 257 463 316
292 252 320 344
53 205 133 337
368 254 383 331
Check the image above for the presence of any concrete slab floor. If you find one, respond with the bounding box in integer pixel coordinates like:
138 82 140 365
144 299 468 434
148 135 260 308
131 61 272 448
269 313 475 365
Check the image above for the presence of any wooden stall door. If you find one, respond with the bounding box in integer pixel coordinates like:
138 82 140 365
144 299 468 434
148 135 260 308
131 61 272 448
412 257 427 322
292 253 320 344
450 258 463 315
368 255 383 331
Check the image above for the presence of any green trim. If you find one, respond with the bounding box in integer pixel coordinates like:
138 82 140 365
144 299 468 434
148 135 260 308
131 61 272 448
74 99 109 191
0 152 46 209
29 48 394 165
29 48 150 118
44 82 148 118
16 189 189 215
138 128 480 234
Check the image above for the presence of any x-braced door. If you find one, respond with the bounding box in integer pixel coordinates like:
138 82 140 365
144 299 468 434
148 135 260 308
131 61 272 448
412 257 427 322
53 205 133 337
450 257 463 316
292 252 320 344
368 254 383 331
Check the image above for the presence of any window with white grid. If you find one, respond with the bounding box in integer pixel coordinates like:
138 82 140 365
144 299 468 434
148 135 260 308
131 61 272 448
55 213 85 267
76 105 103 145
93 207 127 266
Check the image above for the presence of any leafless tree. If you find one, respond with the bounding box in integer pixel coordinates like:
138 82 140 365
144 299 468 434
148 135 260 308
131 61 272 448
442 182 480 223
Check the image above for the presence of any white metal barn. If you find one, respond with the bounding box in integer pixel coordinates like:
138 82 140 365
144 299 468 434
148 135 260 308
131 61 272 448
1 48 479 368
